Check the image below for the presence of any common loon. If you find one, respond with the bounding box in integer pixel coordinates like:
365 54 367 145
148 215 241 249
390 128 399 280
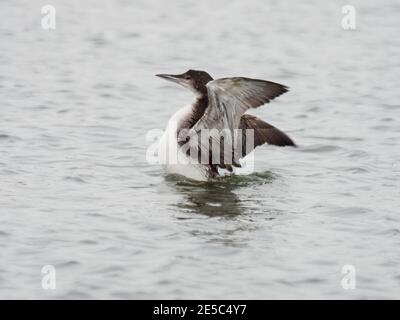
156 69 296 181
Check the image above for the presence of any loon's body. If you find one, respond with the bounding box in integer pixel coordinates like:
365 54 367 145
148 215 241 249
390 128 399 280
158 104 210 181
156 70 296 181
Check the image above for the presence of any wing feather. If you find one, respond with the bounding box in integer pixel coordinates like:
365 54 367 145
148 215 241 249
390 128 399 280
184 77 289 168
239 114 296 156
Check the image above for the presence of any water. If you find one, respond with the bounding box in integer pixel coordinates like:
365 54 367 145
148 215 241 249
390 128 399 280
1 0 399 299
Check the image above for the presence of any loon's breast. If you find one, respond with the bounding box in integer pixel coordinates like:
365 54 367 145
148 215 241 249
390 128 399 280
158 105 210 181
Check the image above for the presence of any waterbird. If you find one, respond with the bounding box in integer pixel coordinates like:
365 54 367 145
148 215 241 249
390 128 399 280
156 69 296 181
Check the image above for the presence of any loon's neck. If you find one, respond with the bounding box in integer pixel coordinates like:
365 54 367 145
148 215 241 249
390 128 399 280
190 94 208 127
177 94 208 131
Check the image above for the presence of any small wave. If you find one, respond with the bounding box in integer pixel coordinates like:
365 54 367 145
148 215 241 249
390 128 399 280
298 144 342 153
382 104 400 110
308 135 363 142
79 239 98 245
58 260 81 268
0 230 10 237
0 133 21 142
63 176 87 183
59 290 92 300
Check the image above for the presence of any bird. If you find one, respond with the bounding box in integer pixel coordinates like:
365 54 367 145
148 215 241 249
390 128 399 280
156 69 296 181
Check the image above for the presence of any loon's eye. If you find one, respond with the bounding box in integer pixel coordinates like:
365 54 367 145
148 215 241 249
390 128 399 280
185 75 190 80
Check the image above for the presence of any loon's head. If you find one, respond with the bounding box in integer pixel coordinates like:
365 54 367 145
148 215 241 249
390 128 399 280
156 69 213 97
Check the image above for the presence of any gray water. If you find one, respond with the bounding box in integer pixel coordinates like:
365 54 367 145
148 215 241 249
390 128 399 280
1 0 400 299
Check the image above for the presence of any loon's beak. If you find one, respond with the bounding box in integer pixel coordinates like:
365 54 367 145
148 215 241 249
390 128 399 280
156 73 184 84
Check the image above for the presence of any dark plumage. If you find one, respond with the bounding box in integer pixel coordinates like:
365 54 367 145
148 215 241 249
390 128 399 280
239 114 296 151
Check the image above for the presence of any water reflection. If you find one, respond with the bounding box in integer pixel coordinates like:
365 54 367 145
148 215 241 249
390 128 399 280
175 181 243 216
166 171 275 217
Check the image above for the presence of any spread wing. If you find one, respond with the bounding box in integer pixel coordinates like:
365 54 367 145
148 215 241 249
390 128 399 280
239 114 296 156
179 77 289 169
195 77 288 132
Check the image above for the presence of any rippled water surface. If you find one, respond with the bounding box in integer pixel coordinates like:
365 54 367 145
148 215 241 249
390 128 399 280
1 0 400 299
